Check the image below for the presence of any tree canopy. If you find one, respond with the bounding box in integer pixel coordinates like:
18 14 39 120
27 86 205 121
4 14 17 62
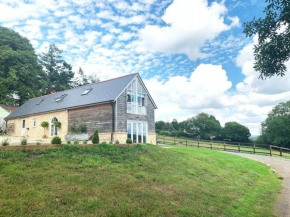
258 100 290 148
222 122 251 142
0 26 47 105
39 43 74 93
74 67 100 87
243 0 290 78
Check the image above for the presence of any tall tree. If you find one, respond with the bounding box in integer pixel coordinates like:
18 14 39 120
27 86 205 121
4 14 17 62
74 67 100 87
0 26 47 105
171 118 179 131
259 100 290 148
222 122 251 142
186 113 222 140
40 43 74 93
243 0 290 78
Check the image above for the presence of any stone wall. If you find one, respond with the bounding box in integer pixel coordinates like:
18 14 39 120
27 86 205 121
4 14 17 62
6 110 69 140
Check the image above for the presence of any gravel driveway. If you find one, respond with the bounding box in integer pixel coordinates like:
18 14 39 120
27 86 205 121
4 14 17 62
228 153 290 217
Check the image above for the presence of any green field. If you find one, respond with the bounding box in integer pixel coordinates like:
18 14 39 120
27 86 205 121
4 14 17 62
157 135 290 158
0 144 281 216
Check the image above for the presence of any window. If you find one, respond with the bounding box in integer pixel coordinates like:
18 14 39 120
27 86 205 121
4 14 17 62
82 87 92 95
55 94 67 102
36 99 44 105
33 120 36 127
127 121 148 143
126 78 147 115
51 117 58 136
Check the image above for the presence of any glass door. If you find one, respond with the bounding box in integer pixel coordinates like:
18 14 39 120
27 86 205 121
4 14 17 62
127 121 148 143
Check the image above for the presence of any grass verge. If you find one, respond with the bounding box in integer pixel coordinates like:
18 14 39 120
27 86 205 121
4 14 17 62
0 144 281 216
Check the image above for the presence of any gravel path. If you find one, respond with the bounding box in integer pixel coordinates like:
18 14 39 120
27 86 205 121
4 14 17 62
228 153 290 217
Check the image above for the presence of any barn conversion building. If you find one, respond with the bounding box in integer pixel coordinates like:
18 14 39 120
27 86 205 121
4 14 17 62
5 73 157 144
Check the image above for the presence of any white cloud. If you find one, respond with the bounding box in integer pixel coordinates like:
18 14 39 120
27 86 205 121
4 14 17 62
139 0 239 60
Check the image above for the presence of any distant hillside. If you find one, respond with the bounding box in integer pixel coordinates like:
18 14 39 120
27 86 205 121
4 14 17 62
250 135 259 140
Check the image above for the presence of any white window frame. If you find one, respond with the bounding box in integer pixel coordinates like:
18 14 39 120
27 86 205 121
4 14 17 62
126 77 147 116
127 121 148 143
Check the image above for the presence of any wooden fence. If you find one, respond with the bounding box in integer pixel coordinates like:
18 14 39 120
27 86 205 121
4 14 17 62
157 135 290 158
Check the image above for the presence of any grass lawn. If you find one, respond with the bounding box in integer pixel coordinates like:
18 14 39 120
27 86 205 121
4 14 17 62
0 144 281 216
158 135 290 158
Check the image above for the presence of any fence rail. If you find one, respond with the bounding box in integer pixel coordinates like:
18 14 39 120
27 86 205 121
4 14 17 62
157 135 290 158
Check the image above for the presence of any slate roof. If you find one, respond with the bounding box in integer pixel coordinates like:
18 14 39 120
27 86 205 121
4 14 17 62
6 73 148 119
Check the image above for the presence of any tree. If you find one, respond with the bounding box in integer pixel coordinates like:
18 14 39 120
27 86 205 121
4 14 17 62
259 100 290 148
155 121 166 131
0 26 47 105
243 0 290 78
222 122 251 142
40 43 74 93
41 121 49 138
74 67 100 87
171 119 179 131
185 113 222 140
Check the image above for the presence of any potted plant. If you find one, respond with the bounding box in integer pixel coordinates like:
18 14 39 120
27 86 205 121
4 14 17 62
41 121 49 138
53 121 61 128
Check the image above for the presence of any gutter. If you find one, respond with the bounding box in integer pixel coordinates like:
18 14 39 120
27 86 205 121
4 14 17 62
110 102 115 141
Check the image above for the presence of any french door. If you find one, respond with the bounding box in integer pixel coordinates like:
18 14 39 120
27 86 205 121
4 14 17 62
127 121 147 143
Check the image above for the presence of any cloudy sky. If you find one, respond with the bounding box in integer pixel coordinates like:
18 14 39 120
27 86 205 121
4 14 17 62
1 0 290 135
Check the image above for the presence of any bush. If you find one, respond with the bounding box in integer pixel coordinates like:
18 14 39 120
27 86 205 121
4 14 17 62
126 138 132 144
109 140 113 145
92 129 99 144
36 140 42 145
73 139 79 145
2 138 10 146
115 140 120 144
51 136 62 145
69 124 87 134
41 121 49 137
53 121 61 128
21 137 27 145
66 140 71 145
83 140 88 144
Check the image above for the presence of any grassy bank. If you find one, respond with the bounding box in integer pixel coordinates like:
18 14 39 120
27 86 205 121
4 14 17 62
0 144 281 216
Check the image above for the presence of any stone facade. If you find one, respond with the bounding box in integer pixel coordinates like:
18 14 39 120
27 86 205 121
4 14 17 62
6 110 69 140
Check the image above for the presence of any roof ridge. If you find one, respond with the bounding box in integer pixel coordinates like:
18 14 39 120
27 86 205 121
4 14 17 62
30 73 139 100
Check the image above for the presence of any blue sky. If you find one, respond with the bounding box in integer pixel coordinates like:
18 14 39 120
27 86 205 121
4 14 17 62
1 0 290 135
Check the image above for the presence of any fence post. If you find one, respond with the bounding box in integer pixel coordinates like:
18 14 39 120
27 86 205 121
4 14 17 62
224 142 226 151
186 140 188 146
253 143 256 154
174 137 176 146
210 140 212 150
280 147 282 157
198 140 200 148
238 143 240 152
163 136 165 144
270 145 272 156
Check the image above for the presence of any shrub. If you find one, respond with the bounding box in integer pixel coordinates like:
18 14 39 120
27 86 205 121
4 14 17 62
2 138 10 146
21 137 27 145
78 124 87 133
109 140 113 145
115 140 120 144
53 121 61 128
41 121 49 137
83 140 88 144
101 142 107 145
36 140 42 145
73 139 79 145
69 124 87 134
51 136 62 145
66 140 71 145
92 129 99 144
126 138 132 144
